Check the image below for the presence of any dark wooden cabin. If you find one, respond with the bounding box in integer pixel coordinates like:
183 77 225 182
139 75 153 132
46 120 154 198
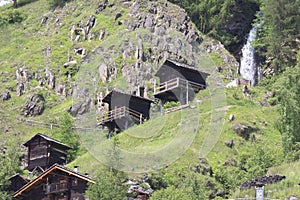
13 164 95 200
24 133 71 172
9 174 29 193
154 59 209 105
98 89 153 135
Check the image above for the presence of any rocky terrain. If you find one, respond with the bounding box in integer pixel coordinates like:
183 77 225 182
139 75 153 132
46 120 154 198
1 0 299 199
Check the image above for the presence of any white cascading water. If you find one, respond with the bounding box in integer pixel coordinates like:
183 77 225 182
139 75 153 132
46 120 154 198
240 25 260 86
0 0 12 7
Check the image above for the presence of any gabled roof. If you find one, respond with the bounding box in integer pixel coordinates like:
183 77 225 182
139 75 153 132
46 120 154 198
9 173 29 182
102 89 154 104
13 164 95 198
155 59 210 78
23 133 71 149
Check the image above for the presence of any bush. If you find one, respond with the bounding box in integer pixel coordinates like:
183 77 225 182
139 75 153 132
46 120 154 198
163 101 180 109
0 9 24 27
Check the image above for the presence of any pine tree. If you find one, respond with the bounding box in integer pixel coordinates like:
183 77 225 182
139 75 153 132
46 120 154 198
277 51 300 159
262 0 300 72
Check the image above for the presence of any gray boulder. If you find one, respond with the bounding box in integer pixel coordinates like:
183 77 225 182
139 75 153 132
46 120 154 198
21 94 45 117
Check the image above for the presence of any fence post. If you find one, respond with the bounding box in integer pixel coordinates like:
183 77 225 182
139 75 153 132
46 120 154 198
140 114 143 124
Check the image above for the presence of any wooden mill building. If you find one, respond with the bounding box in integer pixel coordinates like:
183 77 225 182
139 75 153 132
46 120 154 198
24 133 71 172
13 164 95 200
98 89 153 135
154 59 209 105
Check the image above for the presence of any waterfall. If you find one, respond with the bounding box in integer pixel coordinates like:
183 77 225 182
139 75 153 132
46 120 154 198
0 0 12 7
239 25 261 86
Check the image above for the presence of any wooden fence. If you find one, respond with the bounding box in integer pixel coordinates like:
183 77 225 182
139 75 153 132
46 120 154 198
98 106 145 124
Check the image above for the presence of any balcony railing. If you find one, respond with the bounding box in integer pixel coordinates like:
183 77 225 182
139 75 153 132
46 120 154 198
154 77 206 95
45 182 68 194
98 106 145 125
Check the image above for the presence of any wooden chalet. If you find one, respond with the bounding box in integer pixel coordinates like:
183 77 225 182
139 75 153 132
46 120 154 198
24 133 71 172
154 59 209 105
98 89 153 134
13 164 95 200
9 174 29 193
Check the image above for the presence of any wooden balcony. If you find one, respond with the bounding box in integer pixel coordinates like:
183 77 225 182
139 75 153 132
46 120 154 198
97 106 145 125
154 77 206 95
45 182 68 194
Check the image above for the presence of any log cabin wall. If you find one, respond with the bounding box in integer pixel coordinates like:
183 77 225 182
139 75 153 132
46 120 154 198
156 65 185 84
18 171 89 200
108 92 151 119
128 98 151 119
25 134 69 171
48 143 68 166
157 63 206 86
27 137 49 171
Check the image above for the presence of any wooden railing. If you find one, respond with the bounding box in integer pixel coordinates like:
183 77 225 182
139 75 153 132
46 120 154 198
45 182 68 194
165 104 190 114
98 106 145 125
154 78 206 95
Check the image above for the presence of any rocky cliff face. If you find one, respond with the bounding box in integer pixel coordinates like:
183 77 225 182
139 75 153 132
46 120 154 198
0 0 238 128
72 0 238 115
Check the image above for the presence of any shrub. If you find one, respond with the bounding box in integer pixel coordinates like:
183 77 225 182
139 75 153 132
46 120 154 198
163 101 180 109
0 9 24 27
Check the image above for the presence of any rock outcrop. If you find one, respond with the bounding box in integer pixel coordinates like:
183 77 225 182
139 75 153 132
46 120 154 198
21 94 45 117
68 98 93 117
240 175 286 190
16 67 31 96
1 91 11 101
233 122 254 140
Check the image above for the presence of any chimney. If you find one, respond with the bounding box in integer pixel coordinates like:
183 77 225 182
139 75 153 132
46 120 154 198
74 166 79 173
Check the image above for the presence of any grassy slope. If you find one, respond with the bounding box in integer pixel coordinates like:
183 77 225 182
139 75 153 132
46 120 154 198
68 85 299 199
0 0 127 143
0 0 299 199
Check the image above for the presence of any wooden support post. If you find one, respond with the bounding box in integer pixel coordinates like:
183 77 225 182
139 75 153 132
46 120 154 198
186 80 189 105
179 89 184 105
154 79 156 94
160 100 164 115
140 114 143 124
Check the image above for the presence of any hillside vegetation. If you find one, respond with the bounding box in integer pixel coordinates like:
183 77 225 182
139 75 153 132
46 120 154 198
0 0 300 199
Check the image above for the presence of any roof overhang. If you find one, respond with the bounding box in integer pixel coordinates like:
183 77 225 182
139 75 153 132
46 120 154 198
102 89 154 104
13 164 95 198
23 133 71 150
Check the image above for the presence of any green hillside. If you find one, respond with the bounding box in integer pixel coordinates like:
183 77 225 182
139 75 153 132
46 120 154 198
0 0 300 199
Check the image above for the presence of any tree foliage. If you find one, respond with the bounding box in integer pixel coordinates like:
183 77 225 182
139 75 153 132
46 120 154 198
256 0 300 72
149 167 209 199
54 112 81 162
0 9 24 27
169 0 260 55
0 141 22 199
86 169 127 200
276 51 300 159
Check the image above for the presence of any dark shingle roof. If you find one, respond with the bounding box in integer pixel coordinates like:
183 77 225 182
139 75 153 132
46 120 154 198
155 59 210 77
23 133 71 149
13 163 95 198
102 88 154 104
